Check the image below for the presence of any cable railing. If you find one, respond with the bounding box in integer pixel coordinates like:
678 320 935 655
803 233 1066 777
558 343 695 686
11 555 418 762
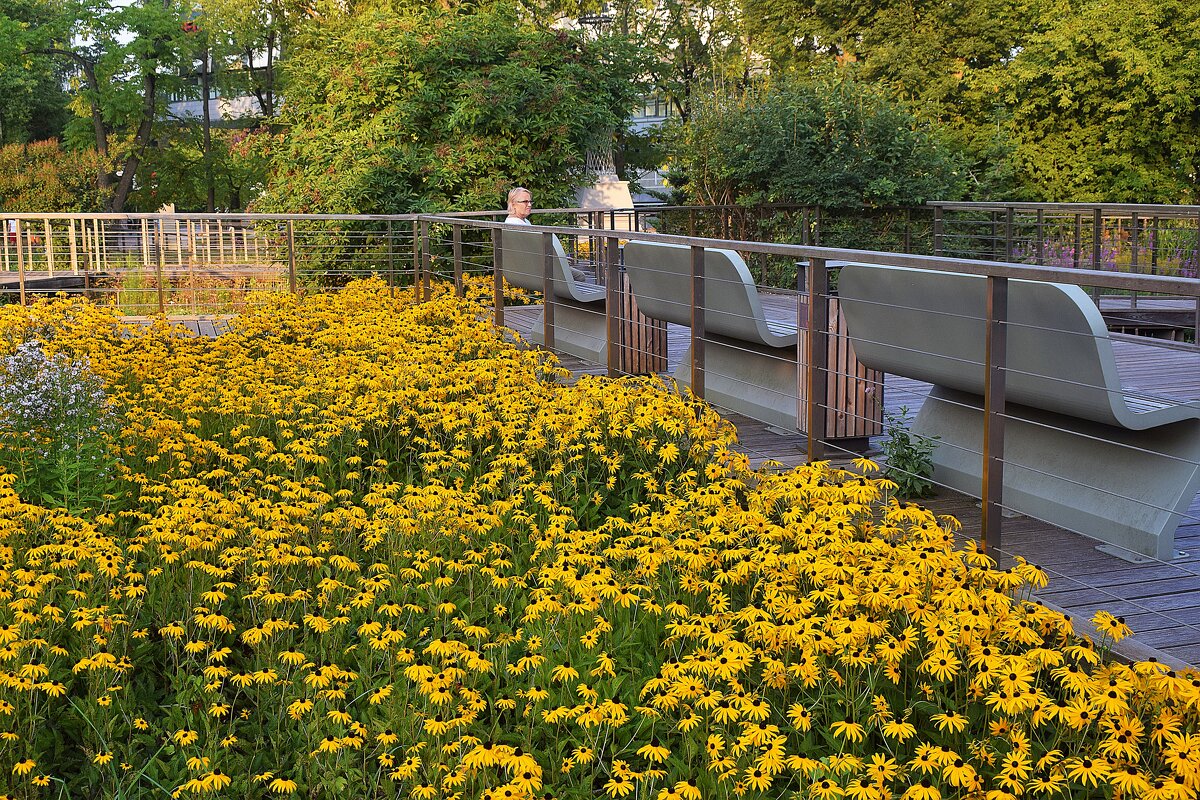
0 212 429 313
5 206 1200 661
422 212 1200 578
6 209 1200 553
930 202 1200 342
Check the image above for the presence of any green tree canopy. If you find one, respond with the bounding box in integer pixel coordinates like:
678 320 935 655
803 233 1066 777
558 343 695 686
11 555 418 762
254 3 646 214
662 76 967 208
999 0 1200 202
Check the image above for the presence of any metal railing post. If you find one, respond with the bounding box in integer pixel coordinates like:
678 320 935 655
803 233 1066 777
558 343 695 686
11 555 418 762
542 231 556 351
386 220 395 296
412 220 420 300
421 219 431 302
605 233 620 377
1130 212 1140 311
2 217 10 272
1004 207 1014 260
452 223 463 298
1035 209 1045 265
1093 208 1103 270
16 221 27 306
982 275 1008 555
690 245 706 398
287 220 297 294
492 228 505 328
43 219 54 276
1080 214 1089 271
933 205 944 256
805 258 829 461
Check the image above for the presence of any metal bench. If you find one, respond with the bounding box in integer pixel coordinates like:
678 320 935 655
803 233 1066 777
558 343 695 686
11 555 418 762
498 228 607 363
622 241 803 431
838 262 1200 561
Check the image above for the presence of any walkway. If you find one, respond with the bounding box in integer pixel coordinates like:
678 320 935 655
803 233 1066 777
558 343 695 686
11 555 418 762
502 304 1200 668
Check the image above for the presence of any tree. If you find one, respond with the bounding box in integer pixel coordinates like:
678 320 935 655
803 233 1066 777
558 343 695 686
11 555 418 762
253 4 646 214
528 0 753 122
662 75 967 208
0 139 108 211
0 0 72 144
1 0 197 211
1000 0 1200 202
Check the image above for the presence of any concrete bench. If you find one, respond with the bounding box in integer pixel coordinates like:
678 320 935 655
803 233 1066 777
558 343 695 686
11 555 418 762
837 262 1200 561
622 241 801 430
499 228 607 363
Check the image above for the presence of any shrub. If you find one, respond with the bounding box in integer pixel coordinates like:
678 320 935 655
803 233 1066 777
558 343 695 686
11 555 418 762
662 75 968 210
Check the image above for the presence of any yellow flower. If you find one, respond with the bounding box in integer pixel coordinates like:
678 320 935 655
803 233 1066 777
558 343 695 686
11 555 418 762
269 777 299 794
1091 610 1132 642
636 738 671 764
173 729 200 746
831 720 866 744
94 753 114 766
900 779 940 800
930 710 968 734
605 773 634 797
13 758 36 775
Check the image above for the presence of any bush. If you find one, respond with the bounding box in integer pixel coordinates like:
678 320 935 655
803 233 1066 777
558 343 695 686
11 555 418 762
663 75 968 209
0 139 109 212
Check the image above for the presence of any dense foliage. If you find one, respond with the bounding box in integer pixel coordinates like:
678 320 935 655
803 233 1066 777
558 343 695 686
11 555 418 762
253 4 645 213
1001 0 1200 202
0 139 108 212
662 78 967 208
0 283 1197 799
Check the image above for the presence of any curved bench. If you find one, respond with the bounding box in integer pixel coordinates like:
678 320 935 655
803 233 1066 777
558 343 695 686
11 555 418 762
622 241 802 430
838 262 1200 560
499 228 607 362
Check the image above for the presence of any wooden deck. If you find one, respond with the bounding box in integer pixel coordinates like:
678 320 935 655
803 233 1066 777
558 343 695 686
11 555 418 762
502 304 1200 668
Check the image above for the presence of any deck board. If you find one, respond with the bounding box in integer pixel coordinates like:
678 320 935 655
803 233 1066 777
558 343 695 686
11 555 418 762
501 303 1200 667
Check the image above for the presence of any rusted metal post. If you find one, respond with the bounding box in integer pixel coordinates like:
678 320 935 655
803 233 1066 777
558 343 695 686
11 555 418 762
690 244 706 399
805 258 829 461
421 219 431 302
1080 212 1089 268
605 233 620 377
492 227 505 328
981 275 1009 555
287 220 297 294
1150 216 1159 275
1004 207 1015 260
1130 212 1140 310
412 220 420 300
1035 209 1045 265
452 223 463 298
933 206 944 256
386 220 395 297
542 231 556 351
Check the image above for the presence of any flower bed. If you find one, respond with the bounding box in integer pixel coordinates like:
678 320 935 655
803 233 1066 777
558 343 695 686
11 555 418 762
0 280 1196 799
